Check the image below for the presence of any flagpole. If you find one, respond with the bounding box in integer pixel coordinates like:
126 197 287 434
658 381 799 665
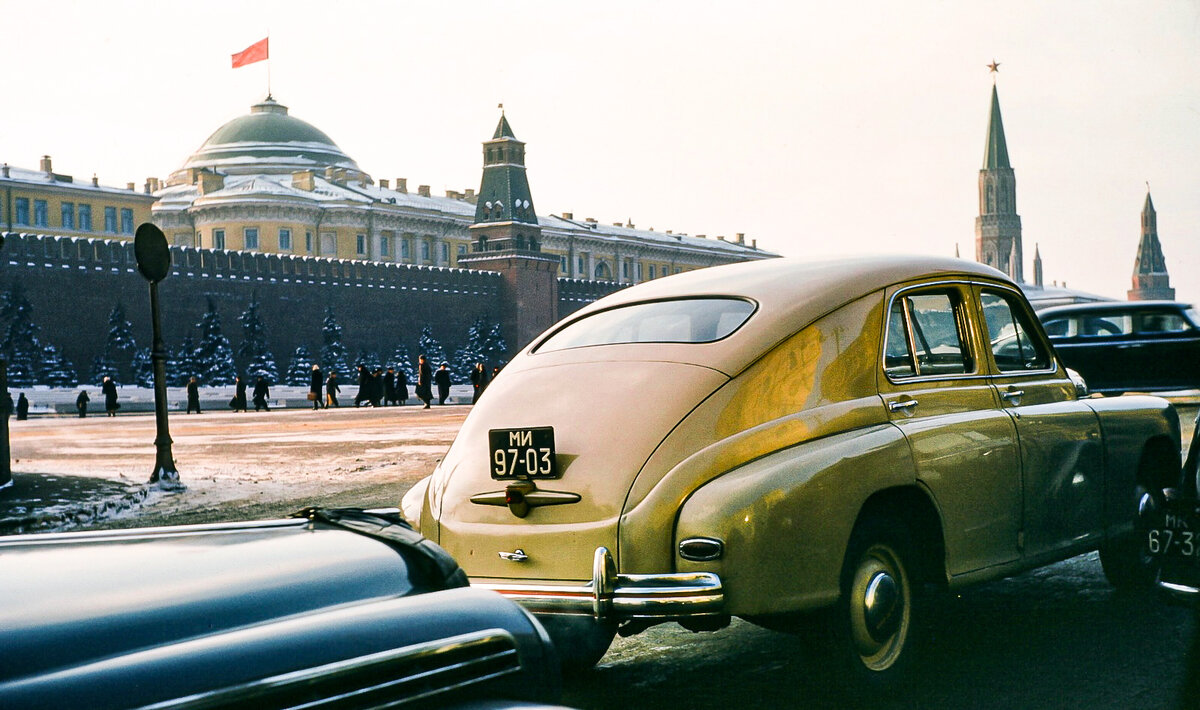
267 33 272 99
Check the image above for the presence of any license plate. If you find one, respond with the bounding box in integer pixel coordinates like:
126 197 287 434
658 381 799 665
1148 510 1200 560
489 427 558 479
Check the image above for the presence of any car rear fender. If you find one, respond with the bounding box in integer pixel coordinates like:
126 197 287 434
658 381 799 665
665 423 917 617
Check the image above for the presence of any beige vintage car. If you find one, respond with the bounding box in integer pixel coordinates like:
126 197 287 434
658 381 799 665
404 256 1180 683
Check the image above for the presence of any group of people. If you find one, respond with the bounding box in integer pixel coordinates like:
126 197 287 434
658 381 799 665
9 359 499 420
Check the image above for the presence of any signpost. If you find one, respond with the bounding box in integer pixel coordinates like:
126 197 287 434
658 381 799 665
135 223 183 489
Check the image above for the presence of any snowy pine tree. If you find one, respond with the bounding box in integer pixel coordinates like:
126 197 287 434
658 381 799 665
320 308 352 379
284 345 314 386
193 299 236 385
168 334 200 386
0 283 44 387
482 321 508 366
90 354 118 385
39 342 77 387
453 317 489 379
103 303 139 381
130 347 155 387
237 299 278 383
388 345 415 382
354 350 382 371
417 326 448 368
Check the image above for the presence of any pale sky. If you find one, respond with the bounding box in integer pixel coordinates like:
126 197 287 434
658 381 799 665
5 1 1198 305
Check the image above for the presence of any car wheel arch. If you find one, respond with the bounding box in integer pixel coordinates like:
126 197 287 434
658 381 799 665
846 485 948 590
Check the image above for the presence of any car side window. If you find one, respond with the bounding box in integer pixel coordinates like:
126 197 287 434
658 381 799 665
1079 314 1130 337
885 291 971 378
981 290 1051 372
1135 311 1191 333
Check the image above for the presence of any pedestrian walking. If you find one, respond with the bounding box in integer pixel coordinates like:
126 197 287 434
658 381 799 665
354 365 371 407
435 362 452 405
384 368 397 406
186 376 202 414
16 393 29 421
416 355 433 409
75 390 90 418
231 375 248 412
252 376 271 411
102 376 119 417
309 364 323 410
326 372 341 407
470 362 490 404
370 368 385 407
396 367 409 406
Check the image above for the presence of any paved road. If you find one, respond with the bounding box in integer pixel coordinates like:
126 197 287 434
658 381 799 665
4 402 1197 709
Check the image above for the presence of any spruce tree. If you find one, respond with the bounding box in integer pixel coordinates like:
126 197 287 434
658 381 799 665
237 299 278 383
103 303 139 381
90 354 118 385
0 283 43 387
193 299 236 385
284 345 314 386
40 342 77 388
482 321 509 367
388 345 415 382
417 326 448 368
169 334 199 387
130 347 155 387
320 308 351 379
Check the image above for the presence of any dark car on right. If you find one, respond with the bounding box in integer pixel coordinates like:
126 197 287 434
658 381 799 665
1037 300 1200 395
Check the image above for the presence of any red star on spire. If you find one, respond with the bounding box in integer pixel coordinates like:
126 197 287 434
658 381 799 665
987 59 1001 73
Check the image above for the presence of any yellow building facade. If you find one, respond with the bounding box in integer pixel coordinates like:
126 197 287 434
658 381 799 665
0 157 155 240
151 98 771 280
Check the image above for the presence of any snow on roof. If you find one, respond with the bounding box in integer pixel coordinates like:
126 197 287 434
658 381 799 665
0 163 152 198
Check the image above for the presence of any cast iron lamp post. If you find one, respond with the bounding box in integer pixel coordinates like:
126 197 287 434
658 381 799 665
135 223 183 489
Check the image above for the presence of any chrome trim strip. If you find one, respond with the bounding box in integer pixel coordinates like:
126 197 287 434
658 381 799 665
134 629 521 710
474 547 724 622
0 518 309 547
1158 580 1200 596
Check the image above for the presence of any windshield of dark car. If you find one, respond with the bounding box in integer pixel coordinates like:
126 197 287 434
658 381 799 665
535 297 756 352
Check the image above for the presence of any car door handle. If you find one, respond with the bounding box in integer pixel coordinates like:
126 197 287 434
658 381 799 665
888 399 919 412
1001 389 1025 401
498 549 529 562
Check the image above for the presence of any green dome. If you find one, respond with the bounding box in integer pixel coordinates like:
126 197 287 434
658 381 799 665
182 97 360 175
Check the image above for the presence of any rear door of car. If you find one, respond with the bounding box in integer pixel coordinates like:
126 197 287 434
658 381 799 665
878 281 1022 575
1129 306 1200 391
976 285 1105 560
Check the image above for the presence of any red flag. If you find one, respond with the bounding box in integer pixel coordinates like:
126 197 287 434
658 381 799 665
232 37 269 68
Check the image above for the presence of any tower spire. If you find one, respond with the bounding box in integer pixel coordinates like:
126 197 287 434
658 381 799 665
974 65 1023 283
1128 187 1174 300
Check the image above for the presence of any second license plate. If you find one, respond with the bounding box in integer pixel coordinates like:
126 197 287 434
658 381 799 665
489 427 558 479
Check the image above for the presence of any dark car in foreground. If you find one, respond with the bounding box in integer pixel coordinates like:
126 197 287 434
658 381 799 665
1038 300 1200 395
0 508 564 709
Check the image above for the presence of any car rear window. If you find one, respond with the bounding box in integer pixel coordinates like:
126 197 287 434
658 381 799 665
535 298 756 353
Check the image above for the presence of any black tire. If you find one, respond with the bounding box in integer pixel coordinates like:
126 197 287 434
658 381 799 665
832 517 923 687
536 615 616 674
1099 484 1159 590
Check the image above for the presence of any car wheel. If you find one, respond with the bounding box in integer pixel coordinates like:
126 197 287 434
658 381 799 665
536 615 616 674
1099 484 1158 590
834 517 921 686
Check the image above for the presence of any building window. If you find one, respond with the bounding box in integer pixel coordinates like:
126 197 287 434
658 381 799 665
401 238 411 260
380 236 390 257
356 233 366 256
577 255 585 276
421 239 430 263
560 255 568 272
78 204 92 232
104 206 117 232
15 198 29 226
61 202 75 229
279 228 292 251
120 208 134 234
622 261 630 279
636 262 643 281
213 229 226 250
244 227 259 250
305 231 313 254
34 200 48 227
649 264 656 279
440 242 449 263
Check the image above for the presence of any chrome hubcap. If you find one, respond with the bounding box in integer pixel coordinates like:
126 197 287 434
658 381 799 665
863 570 901 642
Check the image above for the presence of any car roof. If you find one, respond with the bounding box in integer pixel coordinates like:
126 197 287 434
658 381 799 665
534 255 1014 375
1038 300 1194 318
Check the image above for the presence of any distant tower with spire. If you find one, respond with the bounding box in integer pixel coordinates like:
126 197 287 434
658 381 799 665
1127 189 1175 300
458 108 560 356
975 61 1024 283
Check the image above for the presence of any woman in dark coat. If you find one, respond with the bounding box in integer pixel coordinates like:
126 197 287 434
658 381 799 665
326 372 341 407
434 363 452 405
102 376 119 417
384 368 397 406
309 364 323 410
232 376 248 412
252 376 270 411
396 368 409 405
469 362 489 404
16 393 29 420
416 355 433 409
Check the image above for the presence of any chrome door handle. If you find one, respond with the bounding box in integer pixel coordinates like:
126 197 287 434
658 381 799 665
1002 389 1025 401
888 399 919 412
499 549 529 562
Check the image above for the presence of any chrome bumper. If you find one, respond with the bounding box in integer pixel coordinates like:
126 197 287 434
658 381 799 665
472 547 724 622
